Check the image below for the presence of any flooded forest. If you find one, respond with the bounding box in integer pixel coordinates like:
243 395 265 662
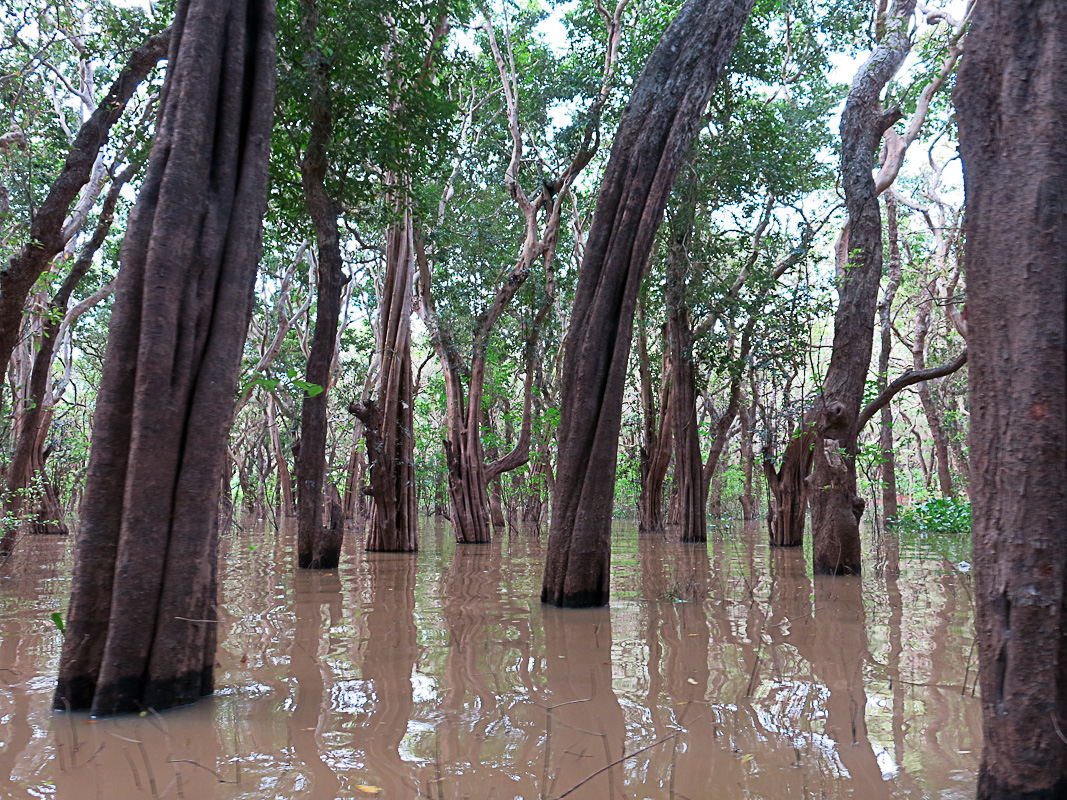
0 1 1063 799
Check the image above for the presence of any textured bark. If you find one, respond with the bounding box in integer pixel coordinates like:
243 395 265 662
542 0 755 607
956 2 1067 797
0 28 170 386
876 193 902 520
294 0 347 569
664 212 705 542
764 427 813 548
52 0 275 715
809 0 916 575
909 292 955 498
636 299 672 532
350 210 417 553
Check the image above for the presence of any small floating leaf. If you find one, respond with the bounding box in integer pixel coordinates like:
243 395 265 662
741 753 754 764
686 678 698 685
50 612 65 634
357 786 382 794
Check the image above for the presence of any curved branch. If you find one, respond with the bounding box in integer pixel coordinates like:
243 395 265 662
857 349 967 431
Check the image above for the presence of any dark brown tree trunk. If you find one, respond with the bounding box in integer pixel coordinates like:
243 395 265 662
52 0 275 715
350 210 417 552
636 298 672 532
294 0 347 569
542 0 755 607
808 0 916 576
956 3 1067 797
763 427 814 548
665 214 706 543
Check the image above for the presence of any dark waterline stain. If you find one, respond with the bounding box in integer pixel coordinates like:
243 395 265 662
0 517 980 799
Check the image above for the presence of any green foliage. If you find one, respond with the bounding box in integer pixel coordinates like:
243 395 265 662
893 497 971 534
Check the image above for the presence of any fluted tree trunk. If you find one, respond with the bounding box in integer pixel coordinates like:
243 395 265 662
53 0 276 715
542 0 756 608
876 192 902 520
956 2 1067 797
635 297 672 532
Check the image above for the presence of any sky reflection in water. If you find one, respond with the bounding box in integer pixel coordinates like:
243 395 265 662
0 516 980 799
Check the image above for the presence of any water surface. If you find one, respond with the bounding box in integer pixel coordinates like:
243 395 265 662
0 517 980 799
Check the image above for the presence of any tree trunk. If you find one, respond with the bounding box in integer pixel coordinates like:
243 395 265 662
809 0 916 576
636 299 672 532
738 398 757 521
542 0 756 607
763 427 813 548
350 209 417 552
294 0 347 569
52 0 275 715
665 215 706 543
956 3 1067 797
0 29 170 387
877 193 902 520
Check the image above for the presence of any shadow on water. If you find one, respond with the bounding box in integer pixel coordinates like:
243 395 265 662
0 515 980 798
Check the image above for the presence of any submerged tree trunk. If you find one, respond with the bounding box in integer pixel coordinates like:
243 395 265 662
876 193 902 520
294 0 347 569
350 209 417 552
738 398 757 521
808 0 916 576
956 3 1067 797
52 0 275 715
763 426 813 548
636 299 672 532
542 0 756 607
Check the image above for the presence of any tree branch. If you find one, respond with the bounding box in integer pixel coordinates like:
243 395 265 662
857 349 967 431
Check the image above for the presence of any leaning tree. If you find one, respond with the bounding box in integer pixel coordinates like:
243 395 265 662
541 0 756 608
53 0 276 715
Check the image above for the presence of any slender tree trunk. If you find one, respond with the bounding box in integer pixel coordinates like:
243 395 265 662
910 295 954 498
808 0 916 576
542 0 756 607
294 0 347 569
738 398 757 521
636 299 672 531
956 3 1067 797
52 0 275 714
877 193 902 519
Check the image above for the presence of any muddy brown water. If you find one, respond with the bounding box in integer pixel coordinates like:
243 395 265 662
0 517 979 799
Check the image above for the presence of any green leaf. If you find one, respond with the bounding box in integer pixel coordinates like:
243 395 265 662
50 612 65 634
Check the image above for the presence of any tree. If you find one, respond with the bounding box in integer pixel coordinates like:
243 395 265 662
0 24 169 390
955 1 1067 797
541 0 756 608
53 0 276 714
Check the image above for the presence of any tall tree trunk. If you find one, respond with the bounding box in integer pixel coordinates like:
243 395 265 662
877 193 902 519
542 0 756 607
909 292 955 498
738 397 757 521
665 211 705 543
956 3 1067 797
808 0 916 576
350 209 417 552
0 29 170 387
52 0 275 715
636 298 672 532
294 0 347 569
764 425 814 548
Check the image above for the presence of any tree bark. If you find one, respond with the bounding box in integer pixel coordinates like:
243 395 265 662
350 209 417 552
876 192 902 520
52 0 275 715
541 0 755 607
294 0 347 569
955 2 1067 797
809 0 916 576
636 298 672 532
0 28 170 387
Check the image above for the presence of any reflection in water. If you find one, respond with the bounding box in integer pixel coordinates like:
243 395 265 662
0 519 980 798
